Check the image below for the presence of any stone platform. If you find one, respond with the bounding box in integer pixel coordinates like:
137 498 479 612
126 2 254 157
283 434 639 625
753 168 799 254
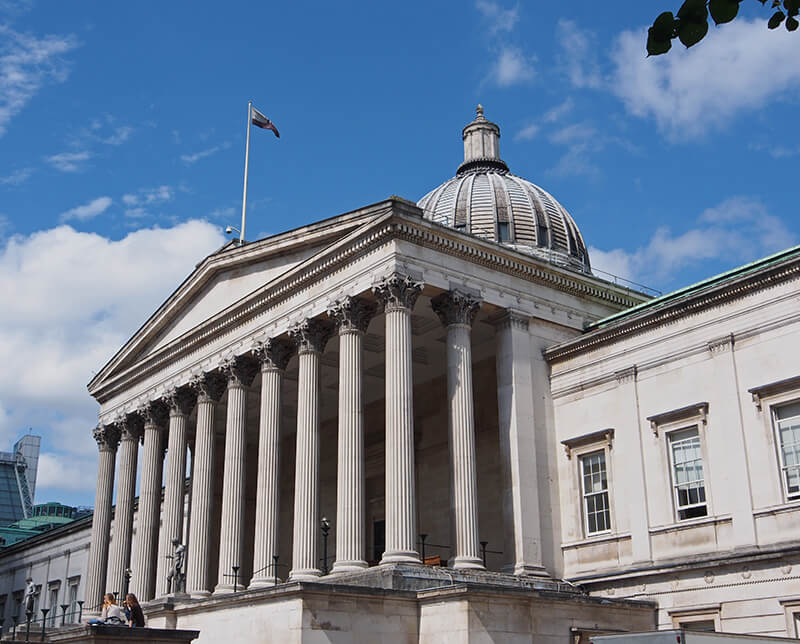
142 564 656 644
1 625 199 643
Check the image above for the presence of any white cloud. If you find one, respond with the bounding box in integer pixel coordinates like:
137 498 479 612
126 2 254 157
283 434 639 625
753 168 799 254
59 196 112 222
611 19 800 138
557 19 603 89
0 25 78 137
489 47 535 87
475 0 518 35
514 99 574 142
514 123 539 142
121 185 174 217
0 220 226 496
101 125 133 145
46 150 90 172
590 196 797 287
180 141 231 164
0 167 32 185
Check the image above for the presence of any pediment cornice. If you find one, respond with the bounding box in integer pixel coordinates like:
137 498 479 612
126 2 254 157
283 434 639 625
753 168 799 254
89 197 644 405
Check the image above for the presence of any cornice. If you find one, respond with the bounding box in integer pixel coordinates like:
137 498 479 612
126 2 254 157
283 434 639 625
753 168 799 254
90 207 644 405
546 254 800 364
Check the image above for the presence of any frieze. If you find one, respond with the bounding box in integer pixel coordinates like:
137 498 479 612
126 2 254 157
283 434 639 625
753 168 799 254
431 290 482 327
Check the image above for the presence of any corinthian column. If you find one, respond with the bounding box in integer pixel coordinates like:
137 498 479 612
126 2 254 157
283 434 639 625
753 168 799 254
328 296 377 573
108 415 143 596
156 387 195 596
186 371 226 597
131 401 168 601
215 356 259 594
249 339 294 588
288 319 334 581
432 290 484 570
373 273 423 564
85 424 120 613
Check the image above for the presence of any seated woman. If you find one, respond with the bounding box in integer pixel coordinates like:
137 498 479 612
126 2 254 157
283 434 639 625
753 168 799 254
125 593 145 628
87 594 125 625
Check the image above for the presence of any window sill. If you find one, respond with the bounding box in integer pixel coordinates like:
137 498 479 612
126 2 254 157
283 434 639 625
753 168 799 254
648 514 732 535
561 532 631 550
753 500 800 518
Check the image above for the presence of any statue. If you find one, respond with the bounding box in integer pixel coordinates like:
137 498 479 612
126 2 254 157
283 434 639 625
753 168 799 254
166 538 186 594
24 578 35 615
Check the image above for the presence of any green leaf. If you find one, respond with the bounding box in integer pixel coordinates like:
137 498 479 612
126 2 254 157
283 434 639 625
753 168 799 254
647 28 673 55
709 0 739 24
787 15 799 29
677 0 709 21
652 11 676 40
679 18 709 47
768 10 786 28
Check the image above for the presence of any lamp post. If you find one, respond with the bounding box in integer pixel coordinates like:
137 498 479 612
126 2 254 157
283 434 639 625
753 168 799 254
232 566 240 593
320 517 330 575
12 614 18 638
60 604 69 626
77 600 84 623
419 534 428 563
40 608 49 641
273 554 280 587
123 569 133 600
480 541 488 568
25 609 33 643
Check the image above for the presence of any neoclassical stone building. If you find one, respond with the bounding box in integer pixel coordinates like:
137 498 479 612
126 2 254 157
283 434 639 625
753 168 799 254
1 107 798 642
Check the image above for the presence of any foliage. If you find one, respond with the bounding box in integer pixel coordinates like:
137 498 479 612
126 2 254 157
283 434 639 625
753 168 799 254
647 0 799 55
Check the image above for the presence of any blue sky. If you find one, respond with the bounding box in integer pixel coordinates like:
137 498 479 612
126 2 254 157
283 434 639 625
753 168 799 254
1 0 798 506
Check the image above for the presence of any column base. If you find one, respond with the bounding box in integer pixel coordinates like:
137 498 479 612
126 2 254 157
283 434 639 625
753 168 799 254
212 583 244 595
330 560 368 574
248 577 279 589
189 589 211 599
451 556 485 570
380 550 421 565
507 563 550 577
288 568 322 582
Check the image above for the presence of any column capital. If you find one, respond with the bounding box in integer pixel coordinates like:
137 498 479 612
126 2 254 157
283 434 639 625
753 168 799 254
431 290 482 328
328 296 378 334
93 424 121 453
165 386 196 417
191 371 227 403
289 318 334 355
118 414 144 443
373 273 423 313
222 355 259 388
138 400 169 429
254 338 294 371
489 308 530 331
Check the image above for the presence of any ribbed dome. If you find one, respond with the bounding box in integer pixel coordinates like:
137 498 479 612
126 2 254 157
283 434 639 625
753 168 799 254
418 106 591 273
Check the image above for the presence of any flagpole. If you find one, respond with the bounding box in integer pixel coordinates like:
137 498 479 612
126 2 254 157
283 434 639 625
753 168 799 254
240 100 252 244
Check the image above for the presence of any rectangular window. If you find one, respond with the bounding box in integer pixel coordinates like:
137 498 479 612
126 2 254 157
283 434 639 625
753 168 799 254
775 401 800 499
68 583 78 623
581 451 610 534
497 222 510 242
48 588 58 625
669 427 708 520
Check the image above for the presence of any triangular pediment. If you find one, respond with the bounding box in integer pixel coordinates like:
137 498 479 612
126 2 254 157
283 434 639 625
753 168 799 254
88 199 403 395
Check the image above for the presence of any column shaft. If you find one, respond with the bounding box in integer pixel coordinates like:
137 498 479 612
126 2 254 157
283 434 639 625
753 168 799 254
157 390 192 596
84 426 119 612
131 409 166 600
108 421 141 595
186 374 224 597
290 350 322 579
333 329 367 571
445 323 483 568
250 349 288 587
382 304 419 563
215 383 249 592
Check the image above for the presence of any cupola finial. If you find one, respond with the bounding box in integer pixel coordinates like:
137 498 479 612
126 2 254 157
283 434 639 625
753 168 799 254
460 105 505 173
476 104 485 120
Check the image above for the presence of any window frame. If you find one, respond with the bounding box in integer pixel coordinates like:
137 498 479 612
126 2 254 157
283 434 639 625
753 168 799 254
579 450 612 536
667 425 709 521
772 399 800 501
562 429 615 539
669 607 721 632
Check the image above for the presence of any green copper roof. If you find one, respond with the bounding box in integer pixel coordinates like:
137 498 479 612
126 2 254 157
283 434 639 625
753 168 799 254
589 244 800 331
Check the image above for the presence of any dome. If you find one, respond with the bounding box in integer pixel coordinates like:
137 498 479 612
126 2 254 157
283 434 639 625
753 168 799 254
418 106 591 273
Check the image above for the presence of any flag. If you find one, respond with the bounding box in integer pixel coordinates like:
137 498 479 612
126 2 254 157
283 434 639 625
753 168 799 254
251 107 280 138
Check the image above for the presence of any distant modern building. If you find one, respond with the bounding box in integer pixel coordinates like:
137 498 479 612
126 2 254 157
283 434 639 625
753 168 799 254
0 503 91 547
0 435 40 526
1 108 799 642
